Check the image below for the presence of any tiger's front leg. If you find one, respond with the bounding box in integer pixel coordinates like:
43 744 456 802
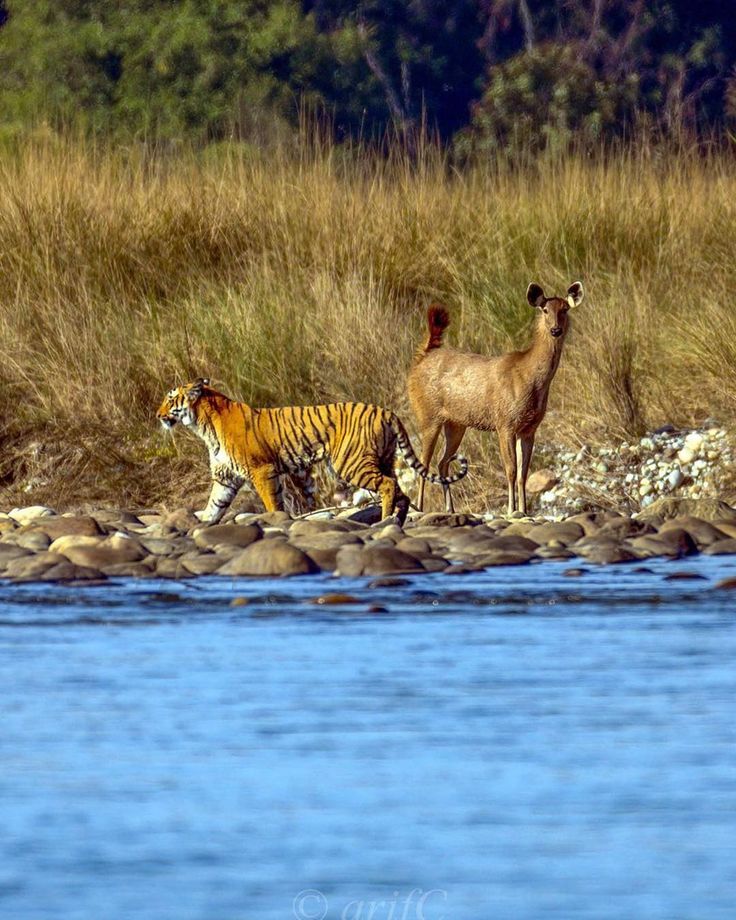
196 469 244 524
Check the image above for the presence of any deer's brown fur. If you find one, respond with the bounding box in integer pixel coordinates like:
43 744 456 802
407 282 584 514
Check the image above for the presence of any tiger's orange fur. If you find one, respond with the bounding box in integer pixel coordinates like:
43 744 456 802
157 378 467 524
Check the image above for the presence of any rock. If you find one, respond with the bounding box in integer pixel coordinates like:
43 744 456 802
597 518 653 539
714 577 736 590
302 547 341 571
638 498 736 523
369 523 404 542
41 562 107 582
420 557 449 572
502 521 536 536
627 535 687 558
92 510 143 526
139 537 187 556
4 552 68 580
525 521 584 546
335 545 424 577
489 534 540 553
395 537 434 556
566 513 602 536
337 505 382 525
154 557 194 578
8 506 56 525
217 540 319 576
666 469 684 489
664 571 707 581
639 479 653 497
245 511 293 527
534 546 576 559
413 512 480 528
577 543 637 564
161 509 202 532
702 539 736 556
193 523 262 550
676 447 696 464
100 561 155 578
658 516 728 547
179 554 224 576
571 537 637 564
0 543 33 568
289 519 364 537
290 531 365 553
526 469 559 494
473 549 534 566
54 533 147 568
34 515 104 540
11 531 52 551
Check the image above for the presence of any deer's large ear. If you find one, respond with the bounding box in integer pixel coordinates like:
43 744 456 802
527 283 545 308
567 281 584 308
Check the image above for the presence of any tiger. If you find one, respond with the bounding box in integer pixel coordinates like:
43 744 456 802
156 378 468 525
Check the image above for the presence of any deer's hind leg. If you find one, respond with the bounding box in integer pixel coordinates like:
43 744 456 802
416 420 443 512
437 421 467 513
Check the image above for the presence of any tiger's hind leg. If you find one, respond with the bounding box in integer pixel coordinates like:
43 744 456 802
345 464 409 524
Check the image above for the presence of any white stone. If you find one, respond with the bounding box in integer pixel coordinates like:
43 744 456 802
8 505 56 524
639 437 654 450
352 488 374 507
677 447 695 464
641 494 655 508
684 432 704 451
666 469 684 489
639 480 653 497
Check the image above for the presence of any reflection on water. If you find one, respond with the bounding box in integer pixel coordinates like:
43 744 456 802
1 557 735 920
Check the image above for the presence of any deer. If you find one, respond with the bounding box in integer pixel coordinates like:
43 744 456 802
407 281 584 515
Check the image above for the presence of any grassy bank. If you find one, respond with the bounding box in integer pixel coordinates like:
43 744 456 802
1 135 735 513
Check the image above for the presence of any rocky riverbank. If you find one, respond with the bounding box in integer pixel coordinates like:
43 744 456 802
534 425 735 515
2 500 736 584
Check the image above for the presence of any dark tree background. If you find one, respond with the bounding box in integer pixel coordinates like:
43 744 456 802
1 0 735 149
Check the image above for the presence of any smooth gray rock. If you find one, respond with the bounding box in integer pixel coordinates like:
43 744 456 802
217 541 319 576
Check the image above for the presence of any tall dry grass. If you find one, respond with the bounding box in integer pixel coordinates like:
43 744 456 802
1 133 735 512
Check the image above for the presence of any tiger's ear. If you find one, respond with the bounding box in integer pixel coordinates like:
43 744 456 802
567 281 584 308
527 283 545 308
189 378 208 400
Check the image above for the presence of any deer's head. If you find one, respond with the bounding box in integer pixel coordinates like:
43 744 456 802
527 281 584 339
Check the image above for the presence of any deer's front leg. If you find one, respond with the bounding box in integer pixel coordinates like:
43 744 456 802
196 468 244 524
497 430 517 516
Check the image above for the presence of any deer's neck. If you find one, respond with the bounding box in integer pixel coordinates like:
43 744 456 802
523 319 566 391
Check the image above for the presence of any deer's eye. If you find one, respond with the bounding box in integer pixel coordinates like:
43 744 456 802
542 306 548 314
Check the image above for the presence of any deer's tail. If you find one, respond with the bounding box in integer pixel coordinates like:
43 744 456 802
414 304 450 364
426 304 450 351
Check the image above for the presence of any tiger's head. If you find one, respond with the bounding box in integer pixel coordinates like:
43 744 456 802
156 378 210 430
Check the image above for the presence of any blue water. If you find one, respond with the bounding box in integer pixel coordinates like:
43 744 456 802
1 557 735 920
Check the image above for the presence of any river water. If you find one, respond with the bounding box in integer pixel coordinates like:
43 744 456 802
1 556 735 920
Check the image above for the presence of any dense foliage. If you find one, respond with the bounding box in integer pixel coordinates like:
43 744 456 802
1 1 736 148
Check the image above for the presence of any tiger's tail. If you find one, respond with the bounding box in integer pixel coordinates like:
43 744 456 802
389 414 468 485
